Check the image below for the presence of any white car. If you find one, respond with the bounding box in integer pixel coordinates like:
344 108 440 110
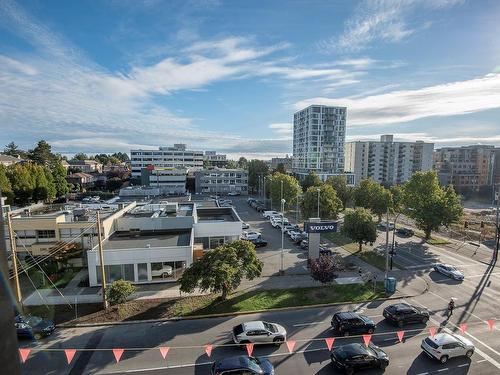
433 264 464 280
421 332 474 363
241 222 250 230
263 211 279 219
151 265 173 278
232 321 287 346
242 231 261 240
228 191 240 196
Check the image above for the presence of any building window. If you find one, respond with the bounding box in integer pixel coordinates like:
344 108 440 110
150 261 186 281
209 236 225 249
37 230 56 239
96 264 134 284
137 263 148 282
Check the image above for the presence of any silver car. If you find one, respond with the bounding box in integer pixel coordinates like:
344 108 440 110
421 332 474 363
433 264 464 280
232 321 287 346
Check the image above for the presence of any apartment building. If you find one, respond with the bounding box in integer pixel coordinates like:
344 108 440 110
433 145 497 193
204 151 227 168
194 168 248 195
292 105 346 181
345 135 434 186
270 155 293 172
130 144 203 178
140 167 187 195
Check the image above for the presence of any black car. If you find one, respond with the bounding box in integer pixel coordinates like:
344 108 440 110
383 303 429 327
255 204 266 212
319 246 332 256
331 312 375 336
331 343 389 375
250 238 268 248
396 227 414 237
211 355 274 375
15 315 55 340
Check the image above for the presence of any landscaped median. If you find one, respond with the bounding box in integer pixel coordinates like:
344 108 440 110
51 282 385 325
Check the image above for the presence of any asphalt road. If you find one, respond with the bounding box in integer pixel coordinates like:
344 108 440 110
19 196 500 375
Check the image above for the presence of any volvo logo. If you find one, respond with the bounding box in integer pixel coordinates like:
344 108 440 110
305 221 338 233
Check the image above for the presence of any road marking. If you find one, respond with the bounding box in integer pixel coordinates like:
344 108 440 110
293 321 325 327
415 372 429 375
457 363 469 367
477 359 487 363
436 368 448 372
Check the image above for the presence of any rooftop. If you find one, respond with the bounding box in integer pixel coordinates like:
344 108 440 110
197 207 239 222
125 202 193 218
11 202 121 221
104 230 192 250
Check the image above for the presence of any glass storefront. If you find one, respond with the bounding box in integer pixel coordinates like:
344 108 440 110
96 264 134 283
151 261 186 281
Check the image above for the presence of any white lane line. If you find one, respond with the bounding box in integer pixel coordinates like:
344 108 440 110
415 372 429 375
457 363 469 368
436 368 448 372
293 321 325 327
477 359 487 363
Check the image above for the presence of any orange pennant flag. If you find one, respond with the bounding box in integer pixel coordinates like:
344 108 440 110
286 340 296 353
19 348 30 363
429 327 437 338
487 319 495 331
204 344 213 357
362 334 372 347
246 343 254 357
64 349 76 364
113 349 124 363
459 323 467 334
325 338 335 351
159 347 169 359
397 331 404 343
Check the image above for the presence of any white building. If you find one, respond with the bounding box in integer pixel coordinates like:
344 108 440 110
345 135 434 185
87 201 243 286
204 151 227 168
141 167 187 195
130 144 203 178
195 168 248 195
292 105 347 181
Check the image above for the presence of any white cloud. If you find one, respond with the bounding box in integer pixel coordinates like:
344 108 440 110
319 0 464 52
294 73 500 126
0 55 37 75
269 123 293 138
347 132 500 147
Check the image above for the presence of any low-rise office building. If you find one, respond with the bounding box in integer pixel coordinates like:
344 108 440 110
204 151 227 168
194 168 248 195
140 167 187 195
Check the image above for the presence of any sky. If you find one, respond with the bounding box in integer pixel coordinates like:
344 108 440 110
1 0 500 159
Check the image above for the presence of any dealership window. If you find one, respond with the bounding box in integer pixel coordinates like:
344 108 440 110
96 264 134 284
150 261 186 281
209 236 225 249
137 263 148 282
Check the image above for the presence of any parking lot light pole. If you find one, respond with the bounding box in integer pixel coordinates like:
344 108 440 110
390 212 402 270
385 207 390 281
316 187 321 219
280 198 286 275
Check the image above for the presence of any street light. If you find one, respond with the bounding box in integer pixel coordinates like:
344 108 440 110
280 198 286 275
316 187 321 218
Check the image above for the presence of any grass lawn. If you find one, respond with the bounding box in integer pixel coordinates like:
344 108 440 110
48 267 82 289
412 230 451 245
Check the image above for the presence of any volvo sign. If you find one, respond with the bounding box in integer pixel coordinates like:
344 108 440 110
304 221 338 233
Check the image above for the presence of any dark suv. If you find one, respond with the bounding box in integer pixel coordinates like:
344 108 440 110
331 343 389 375
331 312 375 336
211 356 274 375
383 303 429 327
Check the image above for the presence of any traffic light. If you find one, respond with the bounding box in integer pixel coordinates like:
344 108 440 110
464 221 468 229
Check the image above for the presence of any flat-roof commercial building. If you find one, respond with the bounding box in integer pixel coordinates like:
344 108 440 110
194 169 248 195
87 201 243 286
140 167 187 195
345 135 434 186
130 144 203 178
204 151 227 168
292 105 347 180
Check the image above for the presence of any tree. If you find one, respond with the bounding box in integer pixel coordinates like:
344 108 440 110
179 240 263 300
0 165 13 203
73 153 88 161
403 171 463 239
225 159 238 169
4 142 26 158
106 177 123 191
106 280 136 305
301 171 322 192
267 172 301 208
29 140 54 166
237 157 248 169
390 185 405 213
30 164 55 202
310 255 343 284
353 178 392 221
342 208 377 252
275 163 286 174
325 175 352 209
247 159 269 194
7 164 34 205
51 160 69 197
301 184 342 219
111 152 129 162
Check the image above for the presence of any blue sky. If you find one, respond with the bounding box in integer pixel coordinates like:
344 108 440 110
1 0 500 159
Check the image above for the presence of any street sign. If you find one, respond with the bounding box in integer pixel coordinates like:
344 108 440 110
304 221 338 233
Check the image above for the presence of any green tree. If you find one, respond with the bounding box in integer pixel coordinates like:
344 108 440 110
111 152 129 162
94 153 109 165
237 157 248 169
403 171 463 239
7 164 34 205
247 159 269 194
179 240 263 300
301 184 342 219
203 159 213 168
106 177 123 191
342 208 377 252
0 165 13 203
353 178 392 221
275 163 286 174
325 175 352 209
267 172 301 208
51 160 69 197
301 171 322 192
106 279 136 305
390 185 405 213
30 164 56 202
74 152 88 161
225 159 238 169
29 140 54 166
4 142 26 158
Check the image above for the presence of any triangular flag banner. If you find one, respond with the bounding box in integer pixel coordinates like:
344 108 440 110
397 331 405 343
429 327 437 338
159 347 169 359
246 343 254 357
325 338 335 351
19 348 30 363
487 319 495 331
286 340 296 353
204 345 213 357
113 349 124 363
65 349 76 364
362 334 372 347
459 323 467 334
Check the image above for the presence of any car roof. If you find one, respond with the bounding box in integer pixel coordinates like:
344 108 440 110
333 343 368 356
389 303 414 311
215 356 252 371
243 321 266 331
429 333 459 345
335 312 362 320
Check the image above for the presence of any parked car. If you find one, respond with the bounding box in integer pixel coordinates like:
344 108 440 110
284 224 300 235
290 231 306 243
383 303 429 327
255 204 266 212
250 238 268 248
247 198 256 204
151 265 173 278
433 263 464 280
242 222 250 230
300 239 308 249
15 315 55 340
378 221 395 231
271 217 289 228
331 312 376 336
242 231 262 240
232 321 287 346
396 227 414 237
263 210 279 219
228 191 240 196
421 332 474 363
211 356 274 375
331 343 389 375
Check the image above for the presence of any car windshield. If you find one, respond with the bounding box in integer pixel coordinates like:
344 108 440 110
448 266 457 271
247 357 262 372
366 346 377 357
264 322 277 332
25 316 43 326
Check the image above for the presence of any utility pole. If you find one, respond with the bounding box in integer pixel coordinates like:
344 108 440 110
385 207 390 280
0 190 22 375
6 212 21 304
280 198 286 275
495 190 499 262
316 187 321 218
96 211 108 309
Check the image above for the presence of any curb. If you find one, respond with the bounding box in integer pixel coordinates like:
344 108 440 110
59 277 429 328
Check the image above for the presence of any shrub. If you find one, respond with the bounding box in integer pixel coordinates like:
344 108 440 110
106 279 136 305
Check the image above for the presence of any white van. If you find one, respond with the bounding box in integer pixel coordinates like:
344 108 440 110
263 210 279 219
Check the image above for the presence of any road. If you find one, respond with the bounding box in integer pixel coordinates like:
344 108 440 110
19 196 500 374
